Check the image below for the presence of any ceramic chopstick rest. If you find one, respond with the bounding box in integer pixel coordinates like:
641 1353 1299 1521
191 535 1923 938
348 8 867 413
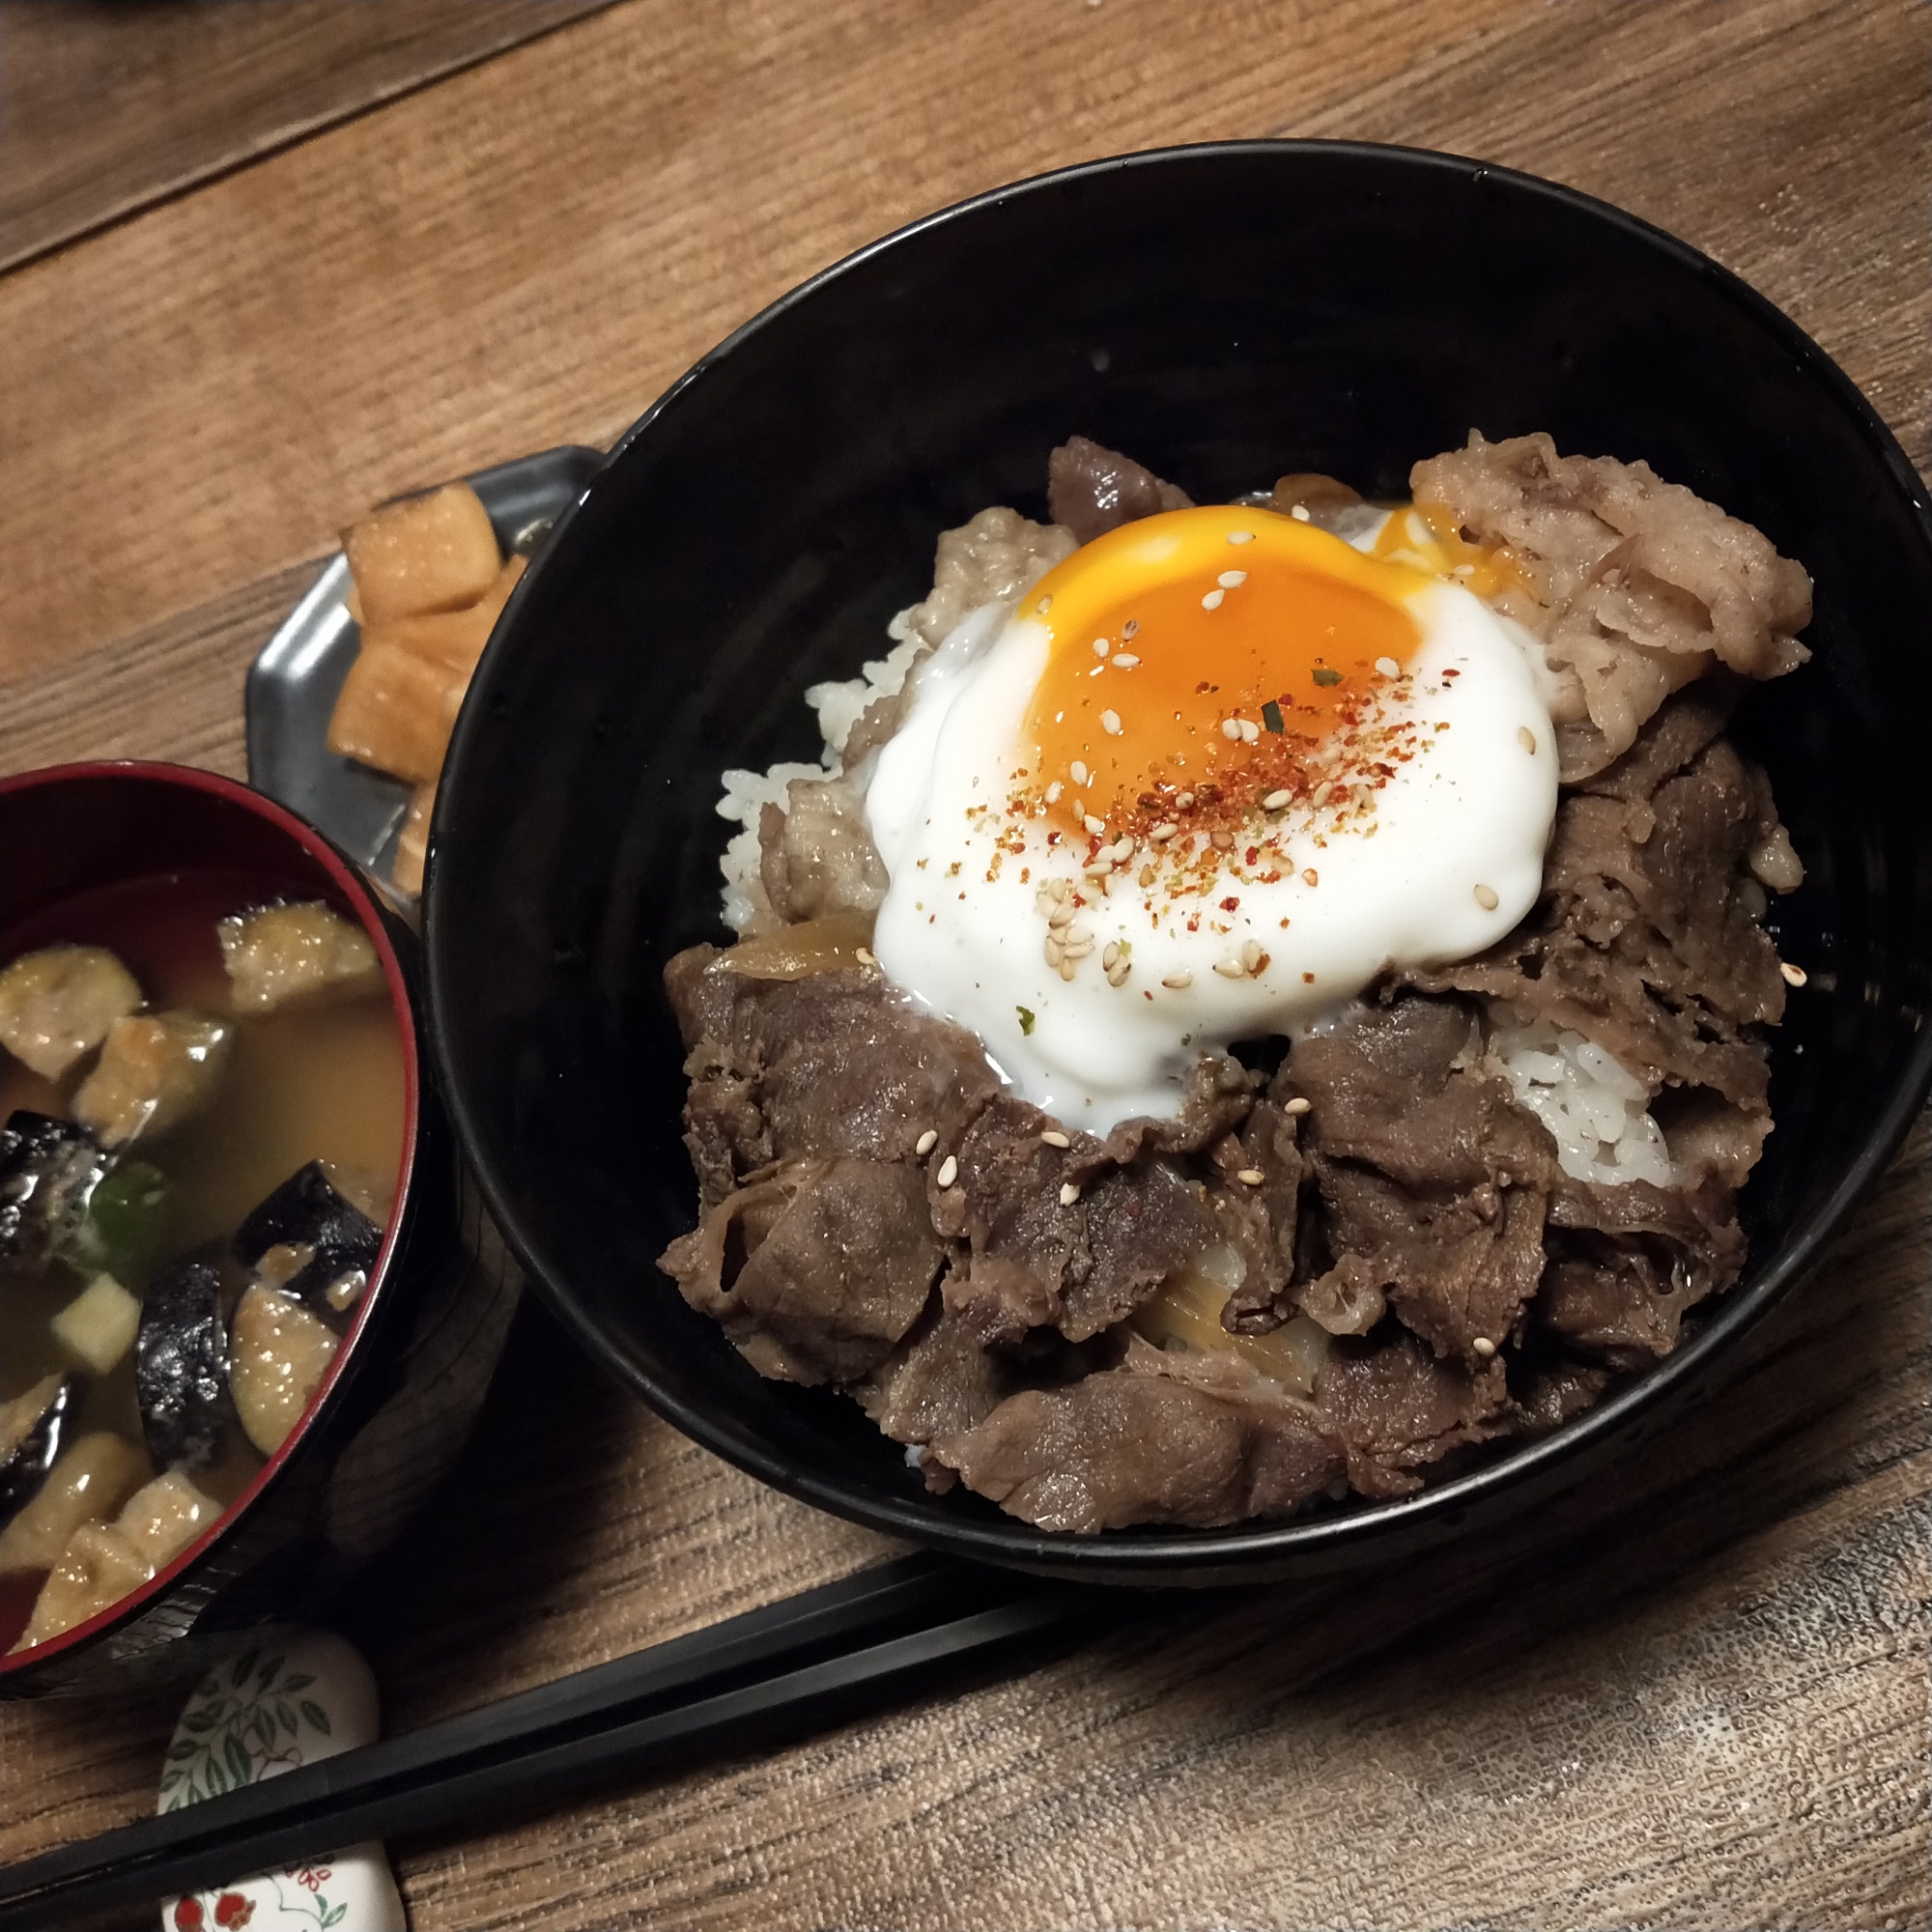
158 1629 407 1931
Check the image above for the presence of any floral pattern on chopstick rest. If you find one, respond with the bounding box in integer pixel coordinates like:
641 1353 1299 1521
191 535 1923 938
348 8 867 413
157 1629 407 1931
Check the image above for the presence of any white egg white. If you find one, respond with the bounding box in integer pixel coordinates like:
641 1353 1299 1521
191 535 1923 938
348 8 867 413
867 580 1556 1131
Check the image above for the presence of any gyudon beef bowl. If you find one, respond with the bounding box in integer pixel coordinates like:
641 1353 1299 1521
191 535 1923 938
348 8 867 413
427 142 1932 1584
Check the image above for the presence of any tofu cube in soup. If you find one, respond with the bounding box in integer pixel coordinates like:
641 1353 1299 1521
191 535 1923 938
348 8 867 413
230 1285 338 1457
71 1012 235 1147
219 902 382 1014
50 1272 141 1376
0 946 141 1079
343 482 500 623
326 641 468 784
0 1431 147 1575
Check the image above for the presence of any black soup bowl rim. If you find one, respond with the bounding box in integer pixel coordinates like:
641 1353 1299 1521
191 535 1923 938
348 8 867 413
425 138 1932 1576
0 758 423 1669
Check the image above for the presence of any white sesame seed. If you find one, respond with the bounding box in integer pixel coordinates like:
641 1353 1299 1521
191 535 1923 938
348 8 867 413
1041 1130 1071 1149
1044 934 1064 965
1112 653 1141 668
1107 961 1131 987
1059 1180 1081 1206
1066 923 1094 945
1084 863 1114 882
1149 821 1178 840
1227 530 1255 545
1069 760 1089 785
1472 1336 1497 1359
1108 837 1134 862
1202 588 1226 611
1048 902 1074 928
1376 656 1401 679
1262 789 1293 811
1102 941 1121 969
1084 813 1107 836
1518 725 1537 754
1282 1096 1312 1116
1037 594 1052 613
1060 957 1078 981
1123 618 1140 639
1238 719 1261 744
1093 638 1109 657
1236 1168 1265 1186
1474 883 1500 911
1289 504 1311 523
1161 971 1194 990
1240 939 1264 972
1452 563 1475 578
1221 717 1242 740
1213 958 1247 980
1100 709 1122 736
1217 569 1248 588
1779 960 1807 987
1045 780 1064 804
1176 791 1195 809
855 947 877 966
915 1128 938 1156
1138 864 1156 887
935 1155 958 1188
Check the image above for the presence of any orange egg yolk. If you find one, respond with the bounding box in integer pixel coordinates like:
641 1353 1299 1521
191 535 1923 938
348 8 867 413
1020 506 1436 841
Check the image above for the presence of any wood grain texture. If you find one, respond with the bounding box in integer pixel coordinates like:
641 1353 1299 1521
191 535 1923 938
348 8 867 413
0 0 612 270
0 0 1926 1926
4 0 1925 684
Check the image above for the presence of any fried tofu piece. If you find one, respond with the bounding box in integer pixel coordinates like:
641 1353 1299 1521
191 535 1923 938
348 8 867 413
326 641 467 784
219 901 382 1013
343 482 501 623
71 1011 235 1147
115 1469 219 1568
14 1520 155 1649
0 1431 147 1575
393 783 436 897
366 554 526 672
0 945 142 1079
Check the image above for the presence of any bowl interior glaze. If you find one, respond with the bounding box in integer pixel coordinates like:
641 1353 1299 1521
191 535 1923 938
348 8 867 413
429 142 1932 1584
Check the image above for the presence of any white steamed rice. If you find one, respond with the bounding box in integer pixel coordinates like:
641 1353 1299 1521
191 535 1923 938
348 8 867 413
1492 1015 1676 1187
716 618 928 934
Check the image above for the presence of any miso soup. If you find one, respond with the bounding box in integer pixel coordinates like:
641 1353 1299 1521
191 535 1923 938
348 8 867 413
0 870 405 1654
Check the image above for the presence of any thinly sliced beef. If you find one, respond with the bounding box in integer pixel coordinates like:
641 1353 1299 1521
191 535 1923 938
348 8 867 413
855 1295 1019 1446
1406 691 1791 1186
897 506 1076 650
929 1336 1344 1532
1412 431 1811 778
662 1156 943 1383
1285 998 1556 1365
1540 1173 1745 1367
1316 1332 1514 1497
931 1093 1219 1347
664 951 1003 1185
1047 437 1193 544
757 776 888 923
1213 1097 1305 1331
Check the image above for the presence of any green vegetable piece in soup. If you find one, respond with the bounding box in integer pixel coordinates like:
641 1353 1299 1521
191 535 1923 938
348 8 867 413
59 1160 172 1288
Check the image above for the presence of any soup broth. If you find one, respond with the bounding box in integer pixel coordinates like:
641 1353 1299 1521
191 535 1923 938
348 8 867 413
0 869 405 1655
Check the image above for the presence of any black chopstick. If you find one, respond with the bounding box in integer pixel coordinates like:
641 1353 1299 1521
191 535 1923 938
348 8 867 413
0 1555 1112 1928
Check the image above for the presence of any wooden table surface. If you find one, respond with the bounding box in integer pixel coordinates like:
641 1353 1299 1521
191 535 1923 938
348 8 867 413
2 3 1927 1926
